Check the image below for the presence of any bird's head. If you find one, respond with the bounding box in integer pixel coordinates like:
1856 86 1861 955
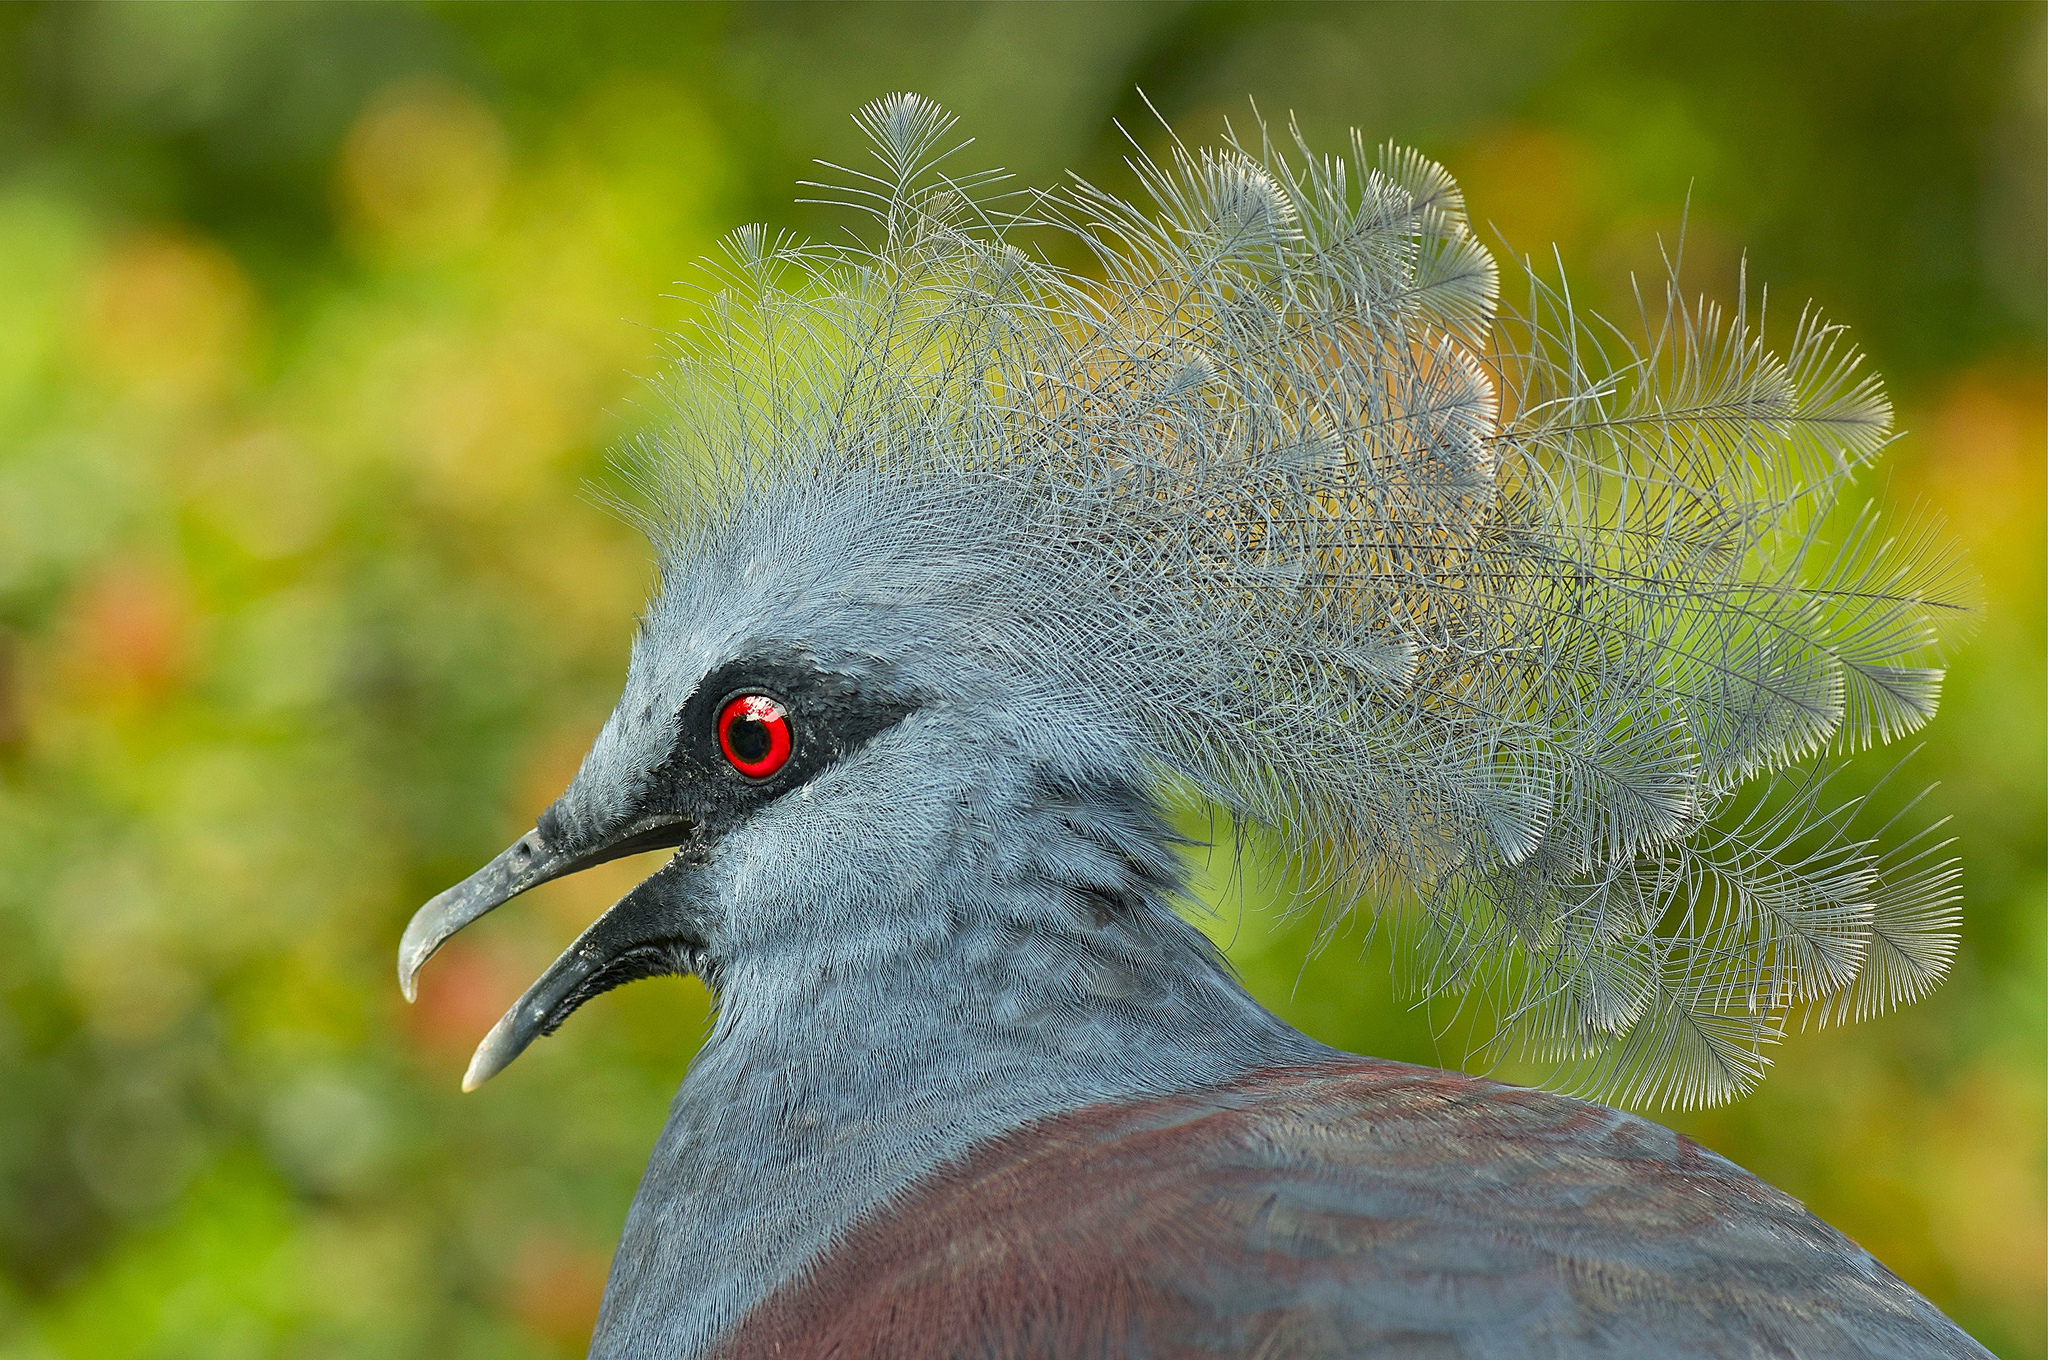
398 465 1176 1088
399 95 1971 1107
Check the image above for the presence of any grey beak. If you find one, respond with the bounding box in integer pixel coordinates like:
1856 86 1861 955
397 828 567 1003
398 811 702 1002
462 856 705 1090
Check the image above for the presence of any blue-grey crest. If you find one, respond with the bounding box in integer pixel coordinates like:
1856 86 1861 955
400 93 1975 1114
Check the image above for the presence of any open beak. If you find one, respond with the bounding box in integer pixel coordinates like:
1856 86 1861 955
397 812 699 1002
461 855 707 1090
398 810 706 1088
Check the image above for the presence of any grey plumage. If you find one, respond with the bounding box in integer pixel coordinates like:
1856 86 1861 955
398 94 1985 1358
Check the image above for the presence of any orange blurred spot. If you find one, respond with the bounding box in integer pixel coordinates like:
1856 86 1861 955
506 1231 610 1352
1917 370 2045 549
81 233 256 407
1880 365 2046 646
61 560 195 705
1455 125 1592 254
339 77 508 257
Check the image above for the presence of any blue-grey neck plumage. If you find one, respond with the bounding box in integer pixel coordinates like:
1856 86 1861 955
594 778 1325 1354
398 95 1980 1358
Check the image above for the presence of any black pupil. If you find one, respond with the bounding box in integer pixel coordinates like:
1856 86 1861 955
727 711 772 764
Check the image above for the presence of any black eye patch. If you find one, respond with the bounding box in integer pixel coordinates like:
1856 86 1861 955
622 648 918 842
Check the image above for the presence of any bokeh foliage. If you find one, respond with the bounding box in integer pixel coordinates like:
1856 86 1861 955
0 4 2039 1357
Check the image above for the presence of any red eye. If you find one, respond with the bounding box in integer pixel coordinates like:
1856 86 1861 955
716 693 793 778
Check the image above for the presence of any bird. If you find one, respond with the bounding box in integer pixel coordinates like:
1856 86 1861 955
397 94 1988 1358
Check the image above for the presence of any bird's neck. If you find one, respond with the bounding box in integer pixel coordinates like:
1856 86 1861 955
591 821 1322 1356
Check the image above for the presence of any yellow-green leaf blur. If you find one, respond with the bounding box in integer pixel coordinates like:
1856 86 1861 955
0 6 2039 1359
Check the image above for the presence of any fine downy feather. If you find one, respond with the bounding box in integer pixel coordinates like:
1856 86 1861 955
624 94 1975 1109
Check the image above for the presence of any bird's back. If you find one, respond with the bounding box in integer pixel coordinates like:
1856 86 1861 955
712 1059 1986 1359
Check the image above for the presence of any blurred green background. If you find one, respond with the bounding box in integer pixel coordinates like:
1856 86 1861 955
0 3 2039 1357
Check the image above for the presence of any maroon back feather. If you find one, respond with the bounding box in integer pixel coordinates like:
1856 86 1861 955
711 1061 1982 1359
